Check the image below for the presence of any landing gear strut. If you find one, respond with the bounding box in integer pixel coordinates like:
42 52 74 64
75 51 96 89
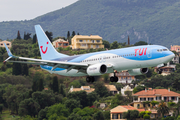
110 71 118 82
157 68 162 74
86 76 95 83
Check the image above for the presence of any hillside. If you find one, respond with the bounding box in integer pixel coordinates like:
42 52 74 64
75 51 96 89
0 0 180 47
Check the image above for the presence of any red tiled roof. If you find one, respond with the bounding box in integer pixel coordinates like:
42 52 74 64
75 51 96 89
111 105 145 113
137 109 146 112
133 89 180 97
121 105 137 110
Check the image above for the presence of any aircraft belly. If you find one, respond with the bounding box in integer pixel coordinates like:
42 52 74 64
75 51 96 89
54 69 86 76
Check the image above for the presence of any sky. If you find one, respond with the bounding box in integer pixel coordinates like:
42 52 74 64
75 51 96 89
0 0 79 22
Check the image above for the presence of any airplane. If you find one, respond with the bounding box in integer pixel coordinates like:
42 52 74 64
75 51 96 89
3 25 175 83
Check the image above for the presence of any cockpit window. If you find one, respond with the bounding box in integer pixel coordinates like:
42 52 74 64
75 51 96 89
157 49 169 52
163 49 168 51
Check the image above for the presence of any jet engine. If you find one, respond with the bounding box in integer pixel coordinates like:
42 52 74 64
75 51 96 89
128 68 148 76
87 63 107 76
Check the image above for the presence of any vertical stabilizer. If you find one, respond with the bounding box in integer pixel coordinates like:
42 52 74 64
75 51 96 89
35 25 69 60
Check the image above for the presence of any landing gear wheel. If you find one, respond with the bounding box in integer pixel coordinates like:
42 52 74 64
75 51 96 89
110 76 114 82
86 76 95 83
86 76 91 83
114 76 118 82
110 76 118 82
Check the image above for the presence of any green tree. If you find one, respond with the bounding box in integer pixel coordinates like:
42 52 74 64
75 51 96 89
12 62 22 75
110 41 119 49
134 41 148 46
52 76 59 93
68 113 82 120
32 91 56 109
18 98 40 117
172 76 180 91
32 34 37 44
32 72 44 92
46 103 69 119
143 114 150 119
22 64 29 76
177 115 180 120
16 30 21 40
123 110 139 120
0 104 3 114
67 31 70 39
157 101 169 118
151 100 159 107
76 107 94 119
87 91 99 106
38 107 49 120
124 91 133 103
110 83 123 91
3 85 29 114
94 81 109 97
93 110 105 120
45 31 53 43
65 99 82 113
69 80 81 88
161 116 175 120
67 91 88 107
37 78 44 91
102 40 110 49
103 110 110 120
59 84 66 97
110 94 125 108
23 32 31 40
72 31 76 37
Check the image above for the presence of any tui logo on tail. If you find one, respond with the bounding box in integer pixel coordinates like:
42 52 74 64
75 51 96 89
40 42 49 54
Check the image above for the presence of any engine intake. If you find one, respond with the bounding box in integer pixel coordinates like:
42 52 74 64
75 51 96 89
87 64 107 76
128 68 148 76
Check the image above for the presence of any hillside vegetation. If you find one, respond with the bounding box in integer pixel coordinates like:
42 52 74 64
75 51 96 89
0 0 180 47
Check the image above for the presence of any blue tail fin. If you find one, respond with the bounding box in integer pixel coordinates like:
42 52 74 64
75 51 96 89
35 25 69 60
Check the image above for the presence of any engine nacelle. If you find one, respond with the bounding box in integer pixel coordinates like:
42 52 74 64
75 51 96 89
87 63 107 76
128 68 148 76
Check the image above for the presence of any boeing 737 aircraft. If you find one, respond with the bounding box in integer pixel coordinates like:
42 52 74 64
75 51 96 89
4 25 175 83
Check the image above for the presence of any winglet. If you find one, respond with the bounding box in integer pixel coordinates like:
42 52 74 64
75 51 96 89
3 43 16 62
4 43 13 57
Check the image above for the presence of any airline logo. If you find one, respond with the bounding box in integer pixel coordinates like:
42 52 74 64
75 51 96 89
135 48 147 56
40 42 49 54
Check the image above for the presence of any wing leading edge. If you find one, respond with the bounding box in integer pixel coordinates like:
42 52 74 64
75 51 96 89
3 43 88 72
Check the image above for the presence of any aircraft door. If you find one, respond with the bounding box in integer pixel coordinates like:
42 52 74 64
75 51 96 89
147 48 152 58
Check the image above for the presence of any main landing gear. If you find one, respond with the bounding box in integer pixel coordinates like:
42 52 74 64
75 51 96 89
86 71 119 83
157 68 162 74
110 71 118 82
86 76 95 83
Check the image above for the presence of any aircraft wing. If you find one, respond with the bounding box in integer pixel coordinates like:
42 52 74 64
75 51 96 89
3 43 88 72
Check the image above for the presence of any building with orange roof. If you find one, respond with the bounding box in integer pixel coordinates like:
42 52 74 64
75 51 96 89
71 35 104 49
132 88 180 110
110 105 157 120
105 85 119 94
171 45 180 53
52 38 69 49
69 86 95 94
0 40 12 48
